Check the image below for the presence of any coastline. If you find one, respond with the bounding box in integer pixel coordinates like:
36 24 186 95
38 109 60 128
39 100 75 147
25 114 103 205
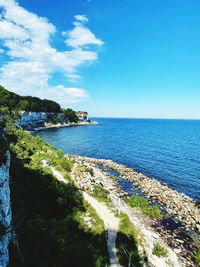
70 154 200 234
27 121 98 133
68 154 199 266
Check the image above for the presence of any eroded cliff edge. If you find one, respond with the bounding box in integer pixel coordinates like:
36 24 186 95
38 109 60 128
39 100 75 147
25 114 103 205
0 112 11 267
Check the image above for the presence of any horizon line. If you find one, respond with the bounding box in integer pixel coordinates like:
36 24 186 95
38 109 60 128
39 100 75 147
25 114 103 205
89 116 200 120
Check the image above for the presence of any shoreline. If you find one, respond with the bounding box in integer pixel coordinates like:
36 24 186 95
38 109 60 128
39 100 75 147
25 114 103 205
70 154 200 234
27 121 98 133
68 154 199 266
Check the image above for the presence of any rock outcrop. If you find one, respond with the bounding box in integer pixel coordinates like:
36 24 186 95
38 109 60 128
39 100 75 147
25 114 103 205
76 111 88 122
15 111 51 128
0 112 12 267
16 111 90 129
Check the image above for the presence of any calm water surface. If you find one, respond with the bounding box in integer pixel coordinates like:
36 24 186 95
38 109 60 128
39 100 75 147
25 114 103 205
33 118 200 201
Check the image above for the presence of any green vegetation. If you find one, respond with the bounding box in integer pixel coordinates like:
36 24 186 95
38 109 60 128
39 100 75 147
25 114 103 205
0 114 8 166
152 242 168 258
0 86 84 125
48 113 64 124
85 166 94 177
63 108 78 123
116 212 144 267
1 109 109 267
92 185 110 203
195 249 200 266
68 147 144 266
0 85 61 112
124 195 162 219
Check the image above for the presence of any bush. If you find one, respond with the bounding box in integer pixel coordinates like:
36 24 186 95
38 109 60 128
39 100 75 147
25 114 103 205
124 195 162 219
93 185 109 200
56 149 64 158
195 249 200 265
116 212 143 267
85 167 94 177
152 242 168 258
63 108 78 123
61 158 73 172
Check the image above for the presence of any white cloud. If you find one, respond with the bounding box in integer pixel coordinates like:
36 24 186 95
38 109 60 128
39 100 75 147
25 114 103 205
0 20 29 39
74 14 88 23
0 48 4 53
67 74 81 83
64 16 104 48
0 0 103 104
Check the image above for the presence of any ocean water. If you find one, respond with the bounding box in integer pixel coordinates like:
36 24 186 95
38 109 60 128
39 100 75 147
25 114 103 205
33 118 200 202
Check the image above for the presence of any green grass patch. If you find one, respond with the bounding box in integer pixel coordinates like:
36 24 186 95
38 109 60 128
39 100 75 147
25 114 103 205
195 249 200 266
116 212 144 267
152 242 168 258
74 200 105 235
92 185 111 204
124 195 162 219
85 166 94 177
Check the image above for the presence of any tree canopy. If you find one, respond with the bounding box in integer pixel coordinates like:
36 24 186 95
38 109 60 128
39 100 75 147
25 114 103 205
63 108 78 122
0 85 61 113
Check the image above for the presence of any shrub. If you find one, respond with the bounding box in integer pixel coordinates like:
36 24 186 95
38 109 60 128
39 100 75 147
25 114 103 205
93 185 109 200
152 242 168 257
56 149 64 158
64 173 71 181
124 195 162 219
61 158 73 172
195 249 200 265
85 167 94 177
116 212 143 267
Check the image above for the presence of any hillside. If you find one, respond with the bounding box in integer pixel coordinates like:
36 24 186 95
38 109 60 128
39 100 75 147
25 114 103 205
0 109 109 266
0 86 88 126
0 85 61 113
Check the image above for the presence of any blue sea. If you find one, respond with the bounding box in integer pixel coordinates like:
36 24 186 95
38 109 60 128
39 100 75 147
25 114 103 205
33 118 200 202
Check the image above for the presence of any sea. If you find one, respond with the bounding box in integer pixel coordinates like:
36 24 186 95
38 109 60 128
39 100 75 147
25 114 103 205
33 118 200 202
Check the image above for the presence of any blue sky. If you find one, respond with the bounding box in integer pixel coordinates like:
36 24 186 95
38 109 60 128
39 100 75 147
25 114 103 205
0 0 200 118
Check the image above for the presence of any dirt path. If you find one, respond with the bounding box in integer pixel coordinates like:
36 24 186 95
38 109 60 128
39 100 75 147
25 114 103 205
50 167 121 267
50 167 67 184
83 192 121 267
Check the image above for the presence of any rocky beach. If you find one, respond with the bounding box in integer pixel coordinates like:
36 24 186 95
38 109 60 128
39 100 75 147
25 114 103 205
28 120 98 133
68 154 200 266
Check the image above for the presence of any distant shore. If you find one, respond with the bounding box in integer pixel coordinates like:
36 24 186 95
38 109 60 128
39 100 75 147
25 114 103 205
28 121 98 133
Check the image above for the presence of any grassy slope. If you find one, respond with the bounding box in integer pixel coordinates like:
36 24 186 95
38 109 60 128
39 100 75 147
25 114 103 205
3 111 109 267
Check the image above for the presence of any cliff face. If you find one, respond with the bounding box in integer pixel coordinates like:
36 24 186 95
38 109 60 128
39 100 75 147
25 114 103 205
16 111 51 128
76 111 88 122
16 111 88 129
0 113 11 267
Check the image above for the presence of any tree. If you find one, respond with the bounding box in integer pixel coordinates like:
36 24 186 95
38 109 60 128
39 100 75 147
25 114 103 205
16 100 29 111
0 85 62 113
63 109 78 123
